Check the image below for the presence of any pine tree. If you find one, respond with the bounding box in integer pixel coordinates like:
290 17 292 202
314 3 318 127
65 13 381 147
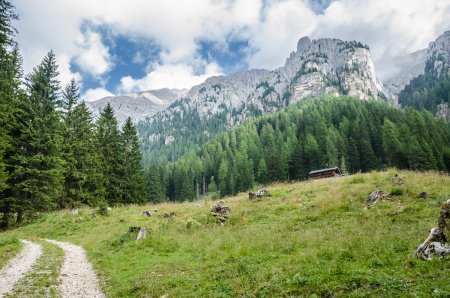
121 117 146 203
96 103 123 205
9 51 64 222
61 81 105 208
0 1 20 228
147 165 164 202
257 157 269 184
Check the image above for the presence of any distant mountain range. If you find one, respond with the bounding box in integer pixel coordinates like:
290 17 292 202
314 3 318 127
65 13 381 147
85 88 187 126
85 31 450 164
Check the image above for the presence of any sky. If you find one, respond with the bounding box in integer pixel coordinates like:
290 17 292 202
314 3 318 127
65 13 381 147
11 0 450 101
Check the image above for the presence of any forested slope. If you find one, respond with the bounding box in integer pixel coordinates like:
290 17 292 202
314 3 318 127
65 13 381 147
148 96 450 201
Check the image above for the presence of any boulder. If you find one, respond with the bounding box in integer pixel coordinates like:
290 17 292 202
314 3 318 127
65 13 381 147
365 190 389 205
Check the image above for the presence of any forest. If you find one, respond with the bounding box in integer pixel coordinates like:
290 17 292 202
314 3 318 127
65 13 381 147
0 1 146 228
150 96 450 201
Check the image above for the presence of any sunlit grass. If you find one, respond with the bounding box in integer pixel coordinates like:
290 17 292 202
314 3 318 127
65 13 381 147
2 170 450 297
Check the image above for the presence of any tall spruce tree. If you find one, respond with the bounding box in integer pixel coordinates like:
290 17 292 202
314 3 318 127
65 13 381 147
96 103 123 205
60 80 105 207
0 0 21 228
9 51 64 222
121 117 146 203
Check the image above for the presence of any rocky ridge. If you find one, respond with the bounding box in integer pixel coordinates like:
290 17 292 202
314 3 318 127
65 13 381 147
85 88 187 126
141 36 388 146
385 31 450 102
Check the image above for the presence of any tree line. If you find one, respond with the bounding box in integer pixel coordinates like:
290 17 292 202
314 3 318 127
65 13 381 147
0 1 146 228
147 96 450 201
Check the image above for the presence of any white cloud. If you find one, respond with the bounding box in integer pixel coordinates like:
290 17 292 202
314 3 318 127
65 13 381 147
119 62 222 92
74 30 112 77
83 87 114 102
12 0 450 93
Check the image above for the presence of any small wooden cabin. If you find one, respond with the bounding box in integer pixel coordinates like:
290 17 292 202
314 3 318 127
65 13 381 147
308 167 341 179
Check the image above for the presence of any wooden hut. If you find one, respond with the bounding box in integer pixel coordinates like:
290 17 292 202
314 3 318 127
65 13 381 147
308 167 341 179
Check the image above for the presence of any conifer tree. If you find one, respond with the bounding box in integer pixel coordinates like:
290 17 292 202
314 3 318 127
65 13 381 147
96 103 123 205
121 117 146 203
257 157 269 184
147 165 164 202
60 81 105 207
9 51 64 222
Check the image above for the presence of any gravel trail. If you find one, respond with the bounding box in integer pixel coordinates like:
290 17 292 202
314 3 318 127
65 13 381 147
0 239 42 297
45 239 105 298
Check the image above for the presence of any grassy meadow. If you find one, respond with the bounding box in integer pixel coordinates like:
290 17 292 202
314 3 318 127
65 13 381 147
1 169 450 297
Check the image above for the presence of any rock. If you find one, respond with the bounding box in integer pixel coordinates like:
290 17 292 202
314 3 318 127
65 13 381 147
211 201 231 225
249 189 271 201
136 227 149 240
436 103 450 121
70 208 78 216
417 192 429 199
413 199 450 260
142 211 152 217
365 190 389 205
391 174 405 185
128 227 149 240
161 212 175 218
413 228 450 260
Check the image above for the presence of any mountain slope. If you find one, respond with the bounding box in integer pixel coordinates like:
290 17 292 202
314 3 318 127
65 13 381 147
398 31 450 112
138 37 389 164
85 88 187 126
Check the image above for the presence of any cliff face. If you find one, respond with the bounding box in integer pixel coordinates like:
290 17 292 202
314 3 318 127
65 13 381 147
154 37 387 126
139 36 388 153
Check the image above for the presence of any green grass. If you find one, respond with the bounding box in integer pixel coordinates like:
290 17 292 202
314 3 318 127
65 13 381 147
0 235 22 269
2 170 450 297
5 238 64 298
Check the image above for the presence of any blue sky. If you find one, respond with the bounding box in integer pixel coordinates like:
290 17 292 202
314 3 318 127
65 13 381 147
12 0 450 101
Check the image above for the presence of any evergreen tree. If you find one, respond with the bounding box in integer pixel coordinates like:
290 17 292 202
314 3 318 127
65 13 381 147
257 157 269 184
0 1 20 227
61 81 105 208
9 51 64 222
147 165 164 202
96 103 123 205
121 117 146 203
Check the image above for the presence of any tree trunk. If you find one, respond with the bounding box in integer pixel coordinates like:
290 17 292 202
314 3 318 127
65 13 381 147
16 209 23 223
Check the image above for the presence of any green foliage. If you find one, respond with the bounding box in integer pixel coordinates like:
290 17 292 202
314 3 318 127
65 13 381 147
60 81 105 208
159 96 450 199
121 117 146 204
96 103 124 205
399 55 450 112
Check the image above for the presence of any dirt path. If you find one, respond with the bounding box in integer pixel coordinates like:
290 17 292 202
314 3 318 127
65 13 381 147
45 239 105 298
0 239 42 297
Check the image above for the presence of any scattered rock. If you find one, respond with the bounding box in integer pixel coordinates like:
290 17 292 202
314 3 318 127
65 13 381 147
391 174 405 185
142 211 152 217
413 227 450 260
161 212 175 218
365 190 389 205
70 208 78 216
211 201 231 225
128 226 150 240
413 199 450 260
136 227 149 240
249 189 271 201
417 192 429 199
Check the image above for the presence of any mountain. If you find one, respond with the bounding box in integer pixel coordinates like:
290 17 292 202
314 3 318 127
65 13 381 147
397 31 450 112
85 88 187 126
138 36 389 164
385 31 450 106
383 49 427 99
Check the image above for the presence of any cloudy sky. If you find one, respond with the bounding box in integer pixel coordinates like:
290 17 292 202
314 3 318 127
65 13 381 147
12 0 450 101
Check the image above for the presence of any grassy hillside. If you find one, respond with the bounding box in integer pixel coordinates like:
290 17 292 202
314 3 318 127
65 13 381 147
1 170 450 297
